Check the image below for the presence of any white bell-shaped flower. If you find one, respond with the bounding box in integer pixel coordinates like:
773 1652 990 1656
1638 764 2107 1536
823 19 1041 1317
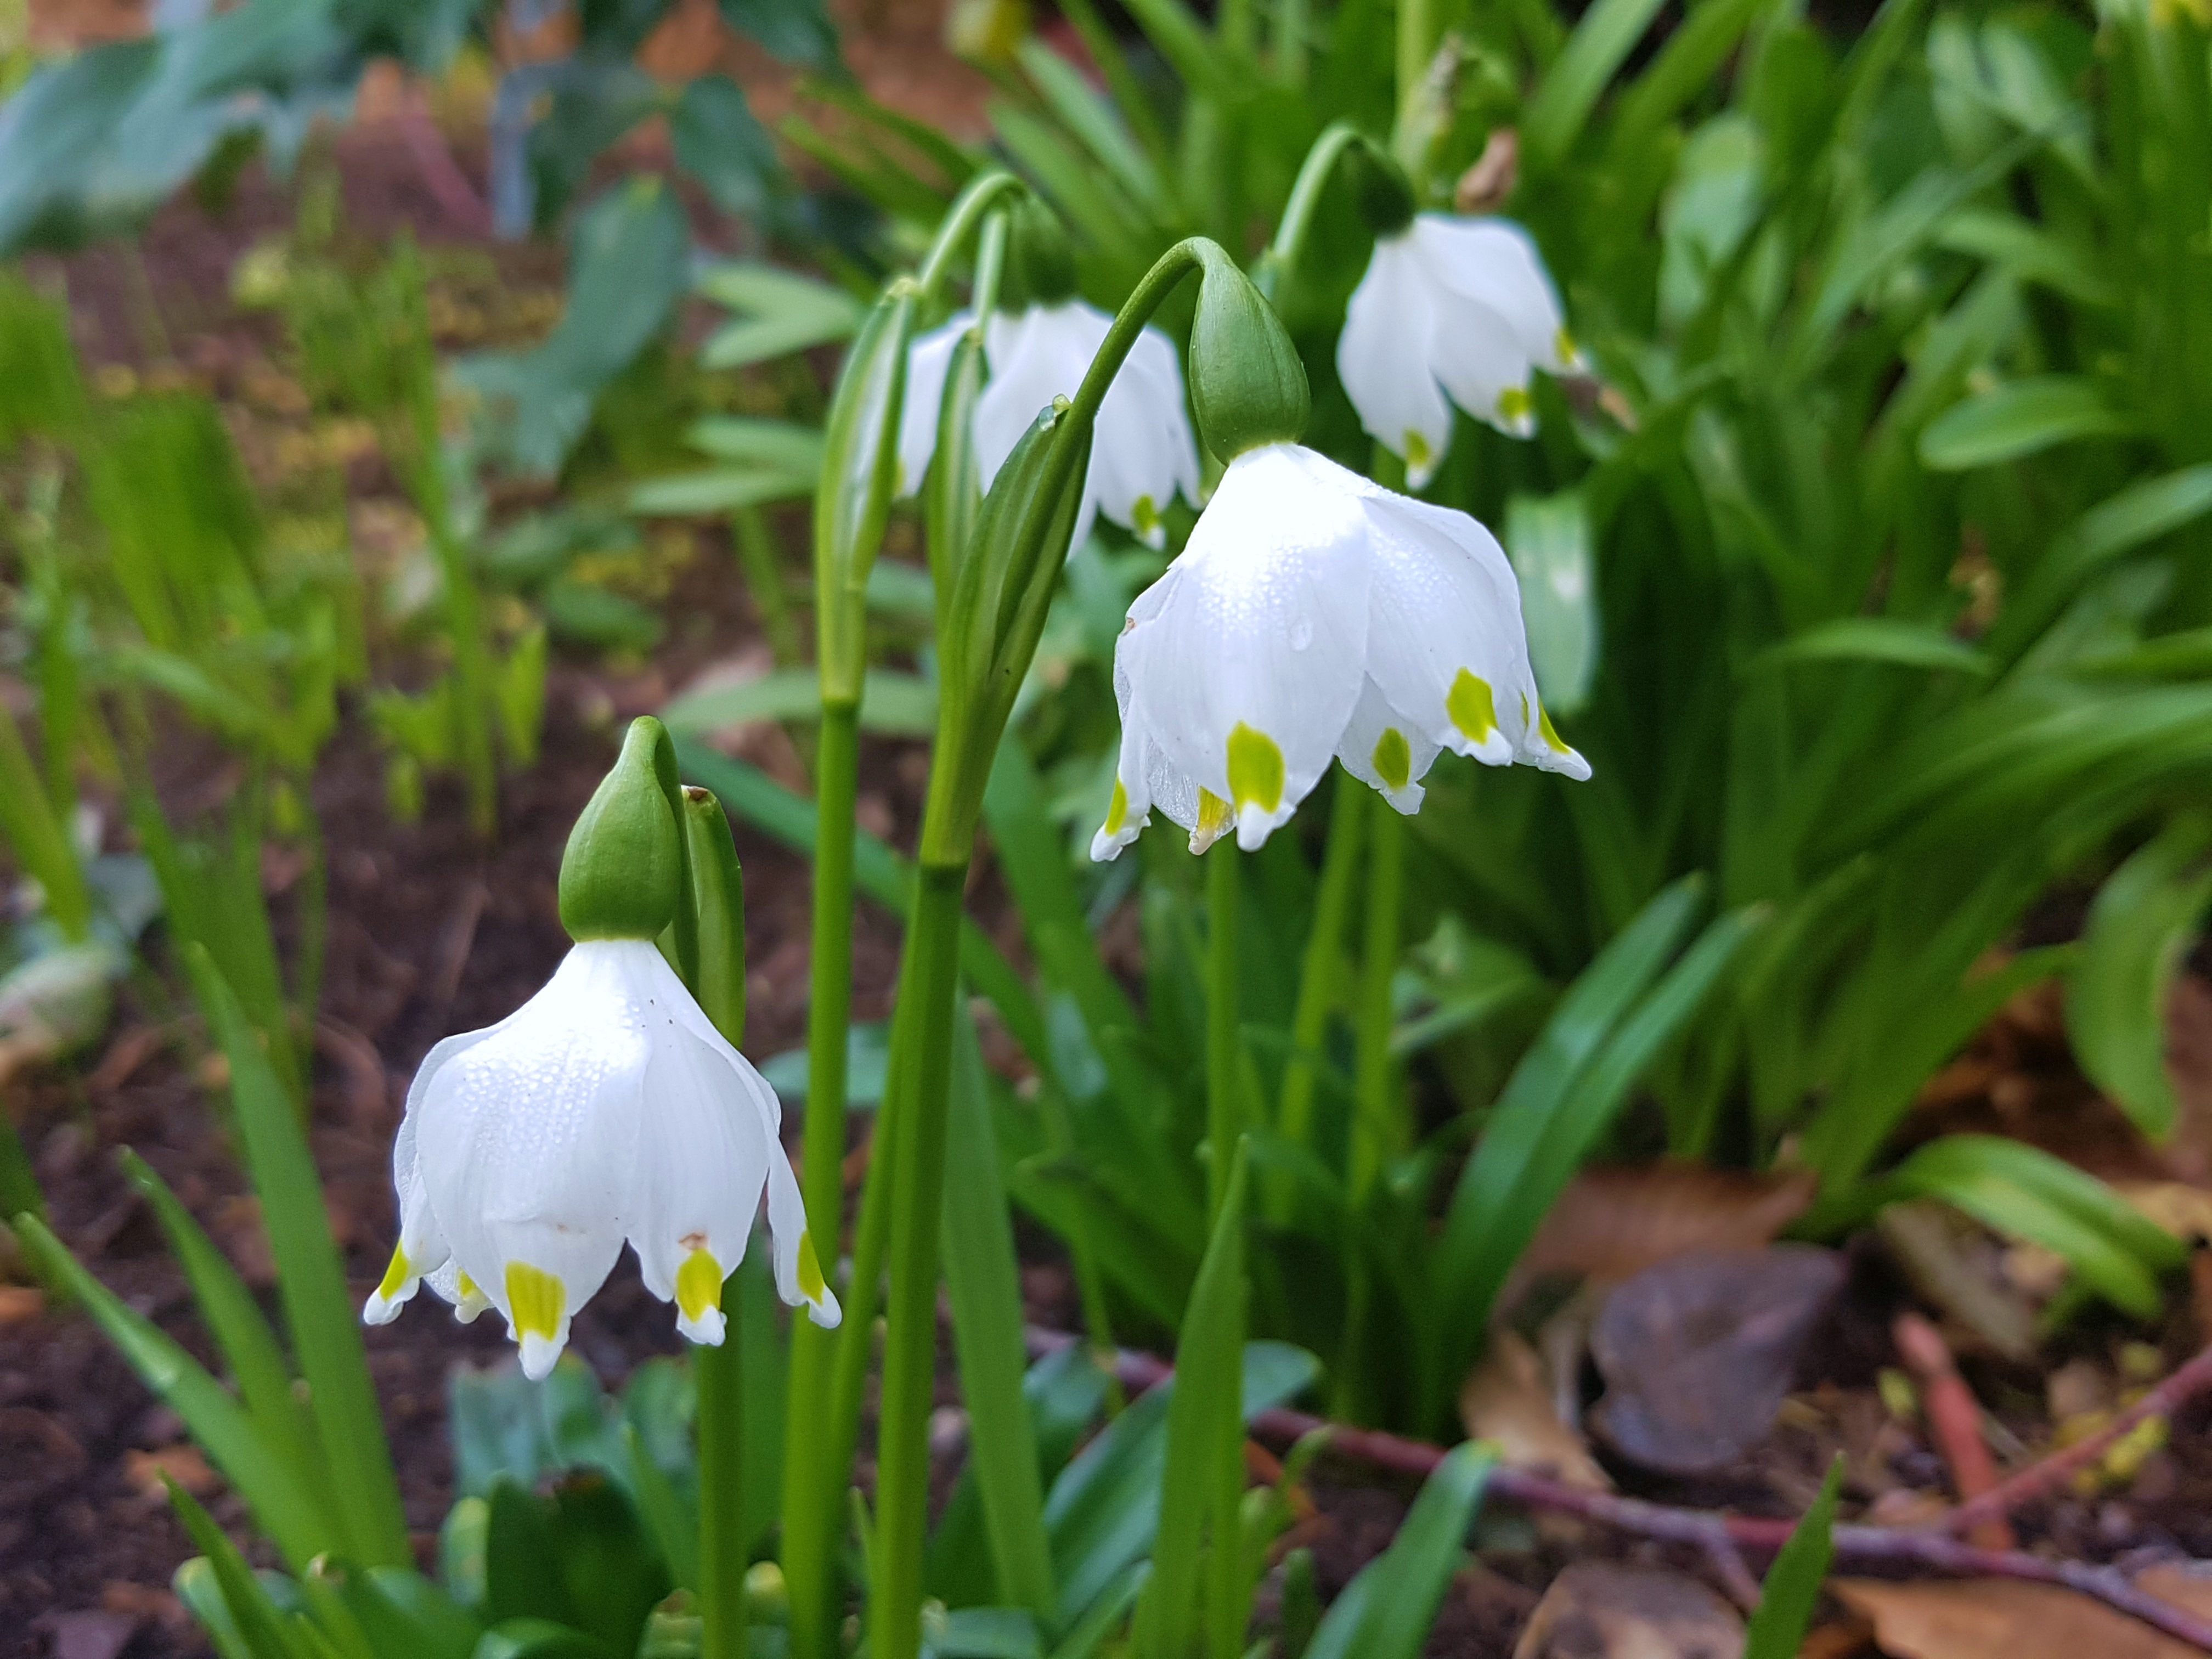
363 939 839 1379
1091 442 1588 861
1338 216 1580 486
896 301 1201 549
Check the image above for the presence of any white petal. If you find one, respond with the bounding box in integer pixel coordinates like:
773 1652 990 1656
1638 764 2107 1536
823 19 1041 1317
653 961 842 1331
1335 676 1442 814
628 1008 774 1346
1117 444 1372 851
1410 216 1577 373
895 313 973 500
1090 323 1200 540
365 1013 520 1324
1360 489 1595 783
1425 285 1539 439
974 303 1105 493
412 941 652 1376
1338 235 1454 487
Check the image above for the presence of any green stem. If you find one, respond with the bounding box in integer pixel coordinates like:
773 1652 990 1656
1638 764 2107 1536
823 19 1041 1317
1350 804 1403 1204
697 1301 748 1659
1336 801 1403 1420
780 698 860 1659
292 781 326 1044
1254 121 1368 306
732 505 802 669
1206 842 1242 1221
867 865 969 1659
917 171 1030 307
1395 0 1435 159
1278 771 1366 1150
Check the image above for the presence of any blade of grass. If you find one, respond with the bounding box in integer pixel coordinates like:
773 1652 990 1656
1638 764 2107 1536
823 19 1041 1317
185 946 409 1568
12 1214 337 1569
118 1149 321 1483
1131 1139 1250 1659
942 1001 1056 1616
1742 1457 1844 1659
1302 1442 1494 1659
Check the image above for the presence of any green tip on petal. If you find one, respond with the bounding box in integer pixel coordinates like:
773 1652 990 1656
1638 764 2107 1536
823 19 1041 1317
1448 669 1499 743
1497 385 1533 428
1536 703 1573 754
1103 777 1129 837
797 1232 828 1305
1226 722 1285 815
505 1262 564 1342
1372 727 1412 792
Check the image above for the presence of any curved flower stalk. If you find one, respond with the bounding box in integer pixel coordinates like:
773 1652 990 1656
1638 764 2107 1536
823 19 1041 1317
364 720 838 1380
1340 213 1581 478
895 214 1201 550
1093 443 1589 861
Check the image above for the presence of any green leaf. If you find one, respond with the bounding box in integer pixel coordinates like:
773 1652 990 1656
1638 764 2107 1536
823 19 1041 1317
459 178 692 476
2069 820 2212 1139
1748 619 1992 677
10 1214 338 1572
166 1479 314 1659
718 0 839 67
669 75 782 219
1505 491 1600 715
117 1150 321 1485
1936 211 2113 307
1919 375 2135 471
1043 1344 1314 1632
685 416 827 473
1303 1443 1494 1659
1883 1135 2186 1316
1131 1142 1250 1659
0 43 163 256
659 668 939 738
696 261 867 369
1523 0 1671 165
185 946 410 1568
941 1007 1056 1615
1743 1457 1843 1659
545 1472 673 1655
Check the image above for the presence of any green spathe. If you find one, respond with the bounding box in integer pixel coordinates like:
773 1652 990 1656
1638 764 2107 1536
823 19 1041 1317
1188 250 1310 460
1004 198 1079 308
558 716 684 942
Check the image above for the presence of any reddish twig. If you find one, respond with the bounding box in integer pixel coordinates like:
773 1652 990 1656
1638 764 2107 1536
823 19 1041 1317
1893 1312 2014 1550
1025 1328 2212 1654
397 91 490 236
1940 1339 2212 1539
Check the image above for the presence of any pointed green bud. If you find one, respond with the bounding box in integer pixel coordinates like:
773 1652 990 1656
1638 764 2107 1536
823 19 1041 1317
1188 249 1310 460
559 717 684 942
1345 140 1415 236
1004 198 1079 309
677 785 748 1048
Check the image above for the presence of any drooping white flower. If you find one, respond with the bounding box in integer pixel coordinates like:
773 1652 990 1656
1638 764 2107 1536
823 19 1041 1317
364 939 838 1378
1338 217 1579 486
896 301 1202 549
1091 443 1588 861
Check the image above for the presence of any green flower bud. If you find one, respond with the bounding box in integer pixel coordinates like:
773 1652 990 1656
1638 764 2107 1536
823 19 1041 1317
559 717 684 943
1004 199 1079 309
1346 140 1416 236
1188 249 1311 461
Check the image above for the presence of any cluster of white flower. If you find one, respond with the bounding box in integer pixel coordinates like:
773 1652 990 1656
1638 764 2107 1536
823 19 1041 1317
363 198 1587 1379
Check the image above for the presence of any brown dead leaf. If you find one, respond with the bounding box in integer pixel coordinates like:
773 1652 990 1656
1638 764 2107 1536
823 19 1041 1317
0 1285 44 1327
1878 1200 2039 1362
125 1445 216 1498
1454 128 1520 214
1832 1577 2212 1659
2115 1182 2212 1244
1590 1246 1846 1475
1459 1329 1611 1491
1517 1164 1818 1287
1512 1563 1744 1659
2157 975 2212 1186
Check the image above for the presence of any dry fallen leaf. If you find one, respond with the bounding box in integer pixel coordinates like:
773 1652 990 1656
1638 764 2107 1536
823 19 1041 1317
2115 1181 2212 1244
1589 1246 1846 1475
125 1444 217 1498
1879 1199 2040 1362
1517 1164 1819 1288
1512 1562 1744 1659
1459 1328 1611 1491
1832 1576 2212 1659
0 1285 44 1327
